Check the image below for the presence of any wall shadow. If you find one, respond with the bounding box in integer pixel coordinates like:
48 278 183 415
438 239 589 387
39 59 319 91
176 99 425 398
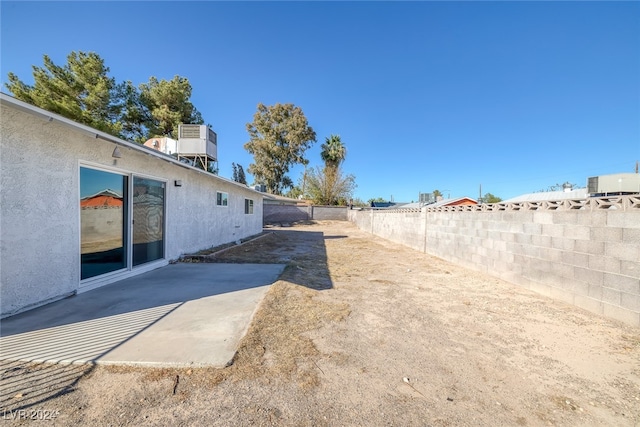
210 229 334 291
1 263 283 337
0 359 94 414
0 263 284 368
0 227 333 395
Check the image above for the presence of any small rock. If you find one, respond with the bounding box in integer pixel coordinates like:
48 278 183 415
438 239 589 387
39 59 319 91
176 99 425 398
403 377 410 383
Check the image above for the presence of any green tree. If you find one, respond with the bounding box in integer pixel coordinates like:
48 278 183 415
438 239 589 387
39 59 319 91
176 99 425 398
311 133 353 205
115 80 148 142
433 189 443 198
138 76 203 138
5 51 204 143
285 185 304 200
244 103 317 195
5 51 122 135
232 163 238 181
482 193 503 203
367 197 387 204
231 162 248 185
236 164 247 185
320 134 346 168
305 165 356 205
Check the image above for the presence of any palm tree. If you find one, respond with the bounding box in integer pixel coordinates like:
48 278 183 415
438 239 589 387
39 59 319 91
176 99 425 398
320 134 346 168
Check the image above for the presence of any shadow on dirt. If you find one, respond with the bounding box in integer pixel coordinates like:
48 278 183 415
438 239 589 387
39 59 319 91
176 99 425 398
0 359 94 414
0 225 336 414
201 228 334 291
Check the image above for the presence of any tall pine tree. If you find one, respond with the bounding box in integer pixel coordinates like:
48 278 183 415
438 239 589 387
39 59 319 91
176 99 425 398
5 51 204 143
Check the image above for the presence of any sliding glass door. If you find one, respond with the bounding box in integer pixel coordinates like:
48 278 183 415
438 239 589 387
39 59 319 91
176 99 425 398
132 177 165 266
80 168 166 281
80 167 128 280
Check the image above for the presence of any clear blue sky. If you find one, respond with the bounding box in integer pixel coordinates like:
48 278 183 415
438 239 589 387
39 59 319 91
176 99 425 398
2 1 639 202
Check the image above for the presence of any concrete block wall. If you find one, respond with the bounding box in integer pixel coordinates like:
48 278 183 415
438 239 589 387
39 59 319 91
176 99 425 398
362 209 426 253
263 205 348 224
311 206 348 221
348 204 640 327
263 205 310 224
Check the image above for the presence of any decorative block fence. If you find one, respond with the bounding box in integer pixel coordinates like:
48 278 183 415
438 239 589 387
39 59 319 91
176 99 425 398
348 196 640 327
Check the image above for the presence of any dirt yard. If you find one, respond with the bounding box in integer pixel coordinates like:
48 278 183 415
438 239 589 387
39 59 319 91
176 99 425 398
2 221 639 426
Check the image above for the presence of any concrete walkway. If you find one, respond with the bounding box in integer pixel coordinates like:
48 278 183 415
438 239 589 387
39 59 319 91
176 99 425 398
0 263 285 367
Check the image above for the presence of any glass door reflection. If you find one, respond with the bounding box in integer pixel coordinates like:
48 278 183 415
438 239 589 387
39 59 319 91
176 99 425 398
80 167 128 280
132 177 165 266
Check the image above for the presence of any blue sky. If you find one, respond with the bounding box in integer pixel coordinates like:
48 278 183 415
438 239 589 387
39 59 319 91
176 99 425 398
2 1 639 202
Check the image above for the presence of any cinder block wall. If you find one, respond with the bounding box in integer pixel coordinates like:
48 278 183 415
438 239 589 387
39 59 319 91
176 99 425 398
263 205 348 224
311 206 348 221
360 210 426 252
263 205 310 224
349 203 640 327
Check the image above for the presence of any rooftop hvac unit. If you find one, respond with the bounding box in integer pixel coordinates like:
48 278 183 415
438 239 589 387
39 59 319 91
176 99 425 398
419 192 434 204
587 176 599 194
177 124 217 160
586 173 640 195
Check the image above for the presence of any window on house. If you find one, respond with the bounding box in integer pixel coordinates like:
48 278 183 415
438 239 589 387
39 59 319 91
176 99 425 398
216 191 228 206
245 198 254 214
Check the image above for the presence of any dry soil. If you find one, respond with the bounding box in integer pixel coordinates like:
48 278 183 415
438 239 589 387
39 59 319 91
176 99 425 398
1 221 639 426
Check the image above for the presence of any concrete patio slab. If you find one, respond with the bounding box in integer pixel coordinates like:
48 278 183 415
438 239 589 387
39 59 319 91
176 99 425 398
0 263 285 367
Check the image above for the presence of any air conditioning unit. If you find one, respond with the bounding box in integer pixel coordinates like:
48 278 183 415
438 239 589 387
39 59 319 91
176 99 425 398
587 176 599 194
177 124 217 160
587 173 640 195
419 192 435 204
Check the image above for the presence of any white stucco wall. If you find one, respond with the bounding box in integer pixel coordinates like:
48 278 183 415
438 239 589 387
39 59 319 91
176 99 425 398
0 97 262 317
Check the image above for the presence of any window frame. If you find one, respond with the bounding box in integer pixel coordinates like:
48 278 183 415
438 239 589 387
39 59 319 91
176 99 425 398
216 191 229 207
244 198 254 215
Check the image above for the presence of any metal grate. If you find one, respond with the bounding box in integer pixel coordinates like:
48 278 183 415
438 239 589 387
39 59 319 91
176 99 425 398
179 124 201 139
207 128 217 145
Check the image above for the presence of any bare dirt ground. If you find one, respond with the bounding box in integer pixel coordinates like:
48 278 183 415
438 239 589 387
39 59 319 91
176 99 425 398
2 220 639 426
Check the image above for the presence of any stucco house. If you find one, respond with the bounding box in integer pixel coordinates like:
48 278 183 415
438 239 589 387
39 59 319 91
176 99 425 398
0 93 263 318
